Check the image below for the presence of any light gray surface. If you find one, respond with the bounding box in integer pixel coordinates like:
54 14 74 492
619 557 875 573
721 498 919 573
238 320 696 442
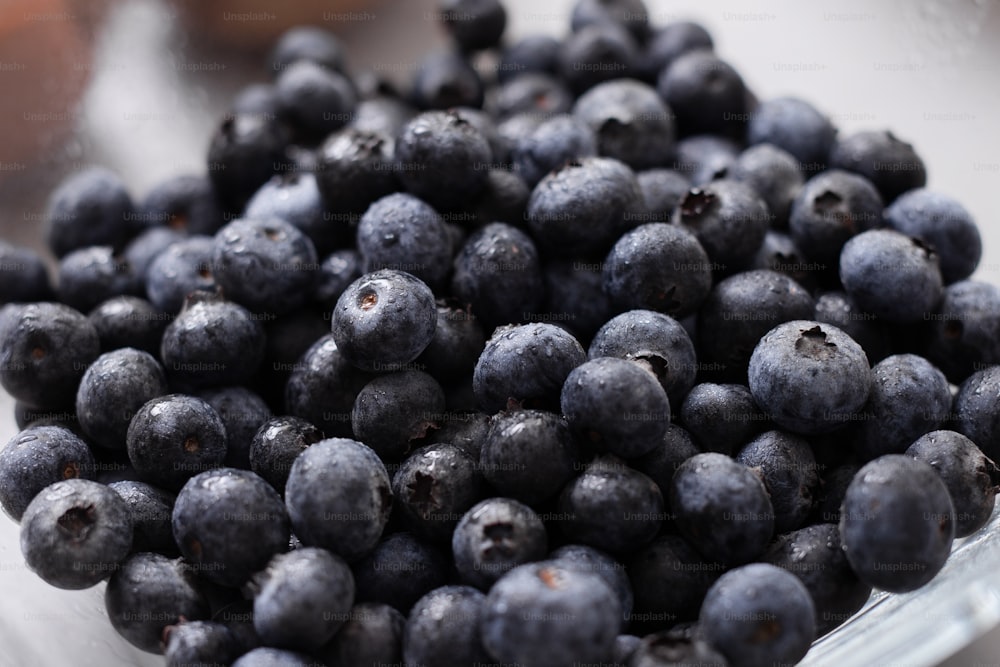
1 0 999 665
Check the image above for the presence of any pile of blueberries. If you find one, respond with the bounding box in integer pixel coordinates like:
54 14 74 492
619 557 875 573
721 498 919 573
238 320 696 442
3 0 1000 665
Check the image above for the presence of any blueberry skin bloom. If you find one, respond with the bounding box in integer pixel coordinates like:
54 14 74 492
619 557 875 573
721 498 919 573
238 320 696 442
20 478 133 589
748 320 871 435
105 552 210 653
356 192 452 291
526 156 645 258
0 302 101 408
840 228 943 323
56 245 142 313
252 547 355 652
245 172 339 256
670 452 774 566
907 430 1000 538
212 217 319 316
284 438 393 562
0 425 95 521
172 468 290 587
480 561 621 667
699 563 817 667
657 50 748 139
394 109 492 210
75 347 168 449
561 357 670 458
403 585 493 667
953 365 1000 461
331 269 438 373
839 455 955 592
511 113 597 187
572 79 675 170
923 280 1000 383
884 188 981 284
452 497 548 590
351 370 446 463
671 180 771 270
144 235 218 314
126 394 228 491
602 223 713 319
473 322 586 414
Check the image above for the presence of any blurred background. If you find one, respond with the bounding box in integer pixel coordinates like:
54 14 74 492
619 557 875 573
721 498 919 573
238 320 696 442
0 0 998 665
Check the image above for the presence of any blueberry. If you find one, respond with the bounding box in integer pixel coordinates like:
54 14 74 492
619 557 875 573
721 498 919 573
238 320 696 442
248 416 323 494
829 129 927 203
275 59 356 145
410 50 485 110
394 109 492 210
473 322 586 414
315 127 398 218
439 0 508 52
284 438 393 562
0 241 52 304
451 496 548 590
392 442 484 542
250 547 355 652
657 50 747 139
669 452 774 565
842 229 943 324
350 94 416 139
284 333 373 438
637 168 691 221
672 180 770 271
480 561 620 667
425 410 492 461
75 347 168 449
813 290 891 364
45 166 136 258
558 24 638 95
637 20 714 82
540 259 615 343
108 480 177 555
850 353 951 461
270 25 346 74
628 628 728 667
415 299 486 384
748 320 871 435
350 370 444 462
839 454 955 592
572 79 675 170
511 113 597 186
497 34 561 83
730 143 804 227
479 409 577 505
550 543 633 630
212 217 319 316
206 112 292 213
696 269 815 382
0 301 101 408
105 552 211 653
699 563 816 667
489 73 573 120
163 620 241 667
672 134 740 185
0 425 95 521
788 169 883 266
907 430 1000 538
145 235 218 314
196 385 273 470
139 174 225 237
561 357 669 458
679 383 765 456
953 365 1000 460
356 193 453 291
570 0 650 43
331 269 437 373
736 430 819 533
747 97 838 174
402 585 493 666
630 423 701 500
626 534 723 632
87 296 169 356
245 172 344 256
315 249 364 306
612 634 643 665
231 648 317 667
353 531 450 613
126 394 227 490
19 478 133 589
751 230 826 292
316 602 405 667
588 309 697 407
603 223 713 318
558 455 663 554
450 222 544 332
526 156 644 257
922 280 1000 383
172 468 290 587
468 167 533 226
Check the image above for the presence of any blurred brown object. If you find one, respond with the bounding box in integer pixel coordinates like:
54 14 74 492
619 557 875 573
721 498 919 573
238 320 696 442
172 0 381 50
